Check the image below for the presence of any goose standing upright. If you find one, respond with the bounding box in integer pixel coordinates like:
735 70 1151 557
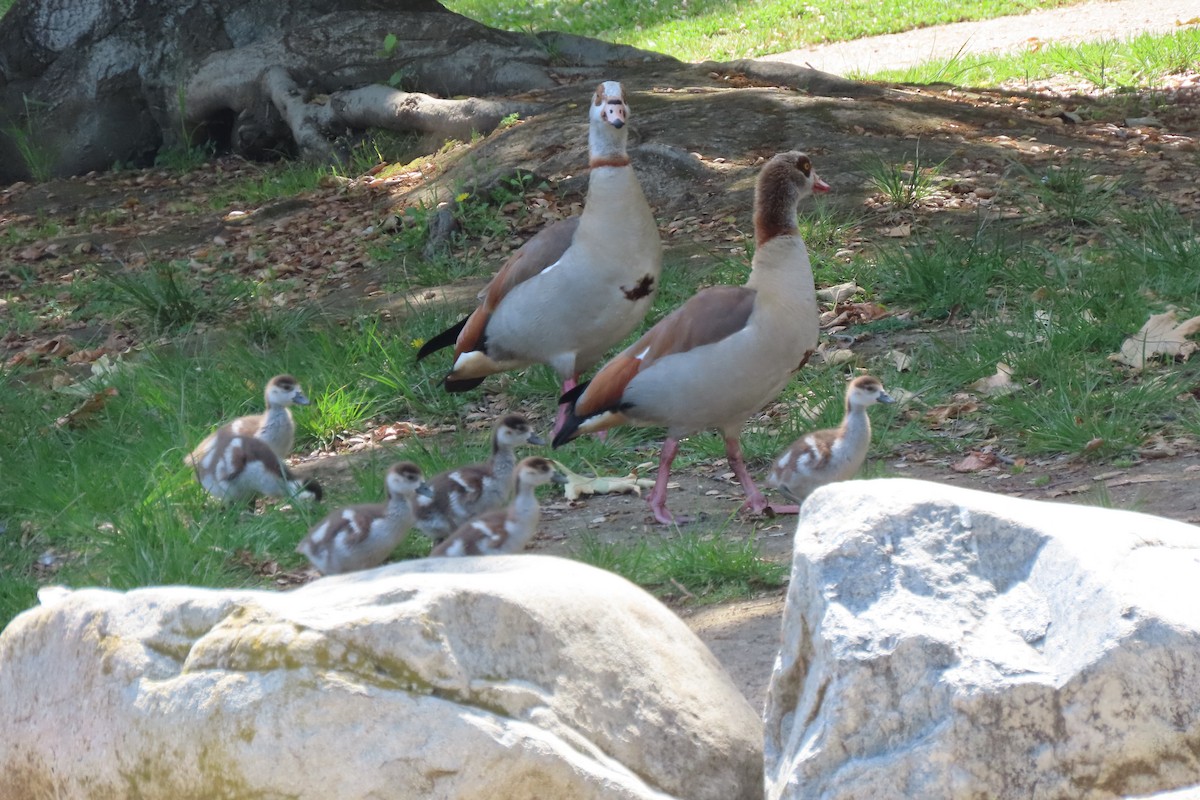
417 81 662 431
413 414 543 543
553 151 830 524
766 375 894 504
193 429 322 505
297 462 431 575
187 374 310 467
430 456 567 557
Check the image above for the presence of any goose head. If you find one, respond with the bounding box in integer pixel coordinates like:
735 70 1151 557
589 81 631 163
385 461 433 499
591 81 628 129
265 374 310 408
846 375 894 411
514 456 568 489
754 151 831 245
494 414 545 449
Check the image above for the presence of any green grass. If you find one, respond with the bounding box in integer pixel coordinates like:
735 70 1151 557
864 28 1200 89
863 146 946 211
573 532 787 604
100 261 240 334
443 0 1085 62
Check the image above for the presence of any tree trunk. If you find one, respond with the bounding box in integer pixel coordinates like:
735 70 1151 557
0 0 672 182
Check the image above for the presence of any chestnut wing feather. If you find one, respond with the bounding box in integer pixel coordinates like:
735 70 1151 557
574 285 757 417
452 216 581 358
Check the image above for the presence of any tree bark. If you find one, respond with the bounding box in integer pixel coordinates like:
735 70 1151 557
0 0 669 182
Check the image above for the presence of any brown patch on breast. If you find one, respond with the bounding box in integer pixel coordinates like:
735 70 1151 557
621 275 655 301
793 348 815 372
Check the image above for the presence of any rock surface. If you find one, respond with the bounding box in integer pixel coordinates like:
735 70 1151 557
765 478 1200 800
0 555 761 800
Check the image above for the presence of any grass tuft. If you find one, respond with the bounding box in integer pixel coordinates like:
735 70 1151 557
863 146 945 210
573 531 786 604
101 261 233 333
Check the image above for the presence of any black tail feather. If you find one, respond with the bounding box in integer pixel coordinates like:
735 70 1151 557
417 317 469 361
444 376 487 393
558 379 590 407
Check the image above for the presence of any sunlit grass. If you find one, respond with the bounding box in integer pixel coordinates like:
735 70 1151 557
443 0 1086 62
863 27 1200 88
573 531 786 604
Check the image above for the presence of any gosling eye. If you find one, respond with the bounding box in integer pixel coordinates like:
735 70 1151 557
795 156 812 177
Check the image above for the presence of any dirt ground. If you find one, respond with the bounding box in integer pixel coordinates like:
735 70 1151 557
3 1 1199 712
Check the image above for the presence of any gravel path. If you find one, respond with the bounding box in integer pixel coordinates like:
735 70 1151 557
760 0 1199 76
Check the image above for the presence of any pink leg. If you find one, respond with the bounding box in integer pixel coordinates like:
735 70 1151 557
647 437 690 525
553 375 577 438
725 435 799 517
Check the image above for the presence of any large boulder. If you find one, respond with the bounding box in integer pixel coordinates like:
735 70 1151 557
765 478 1200 800
0 555 761 800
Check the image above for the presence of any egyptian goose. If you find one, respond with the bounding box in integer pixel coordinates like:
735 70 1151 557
414 413 544 543
767 375 894 503
296 462 431 575
192 429 322 505
416 81 662 431
553 151 830 524
429 456 566 557
187 374 310 467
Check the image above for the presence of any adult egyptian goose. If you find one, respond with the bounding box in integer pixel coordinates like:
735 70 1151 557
553 151 830 524
767 375 894 504
414 413 544 543
187 374 310 467
297 461 431 575
192 429 322 505
430 456 566 557
417 81 662 430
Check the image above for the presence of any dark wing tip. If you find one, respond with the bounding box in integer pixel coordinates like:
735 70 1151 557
444 376 487 393
417 317 470 361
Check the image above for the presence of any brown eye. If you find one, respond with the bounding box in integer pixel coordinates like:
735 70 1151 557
796 157 812 176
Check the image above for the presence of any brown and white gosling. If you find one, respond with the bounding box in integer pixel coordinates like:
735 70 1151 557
430 456 566 557
414 413 544 544
192 429 322 505
766 375 894 504
297 462 431 575
187 374 310 468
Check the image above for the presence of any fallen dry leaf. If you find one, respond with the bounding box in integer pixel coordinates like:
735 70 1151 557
888 349 913 372
969 362 1016 395
925 399 979 426
816 341 857 366
817 281 860 304
951 451 999 473
6 335 75 367
55 388 118 429
1109 310 1200 370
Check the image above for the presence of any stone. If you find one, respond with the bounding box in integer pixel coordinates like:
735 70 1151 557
765 478 1200 800
0 555 761 800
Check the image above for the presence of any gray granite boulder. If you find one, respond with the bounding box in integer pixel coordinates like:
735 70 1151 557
765 478 1200 800
0 555 761 800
